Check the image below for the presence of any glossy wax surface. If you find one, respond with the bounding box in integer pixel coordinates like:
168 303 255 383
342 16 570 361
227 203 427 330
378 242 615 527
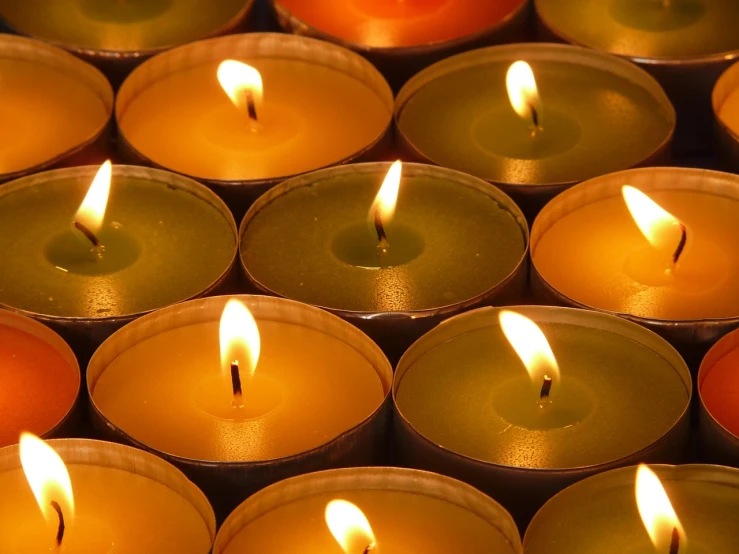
398 59 672 185
0 58 108 175
221 489 516 554
242 173 525 312
701 348 739 437
537 0 739 59
534 190 739 320
0 324 77 446
92 320 385 461
718 88 739 136
0 0 247 52
276 0 525 47
119 59 390 181
396 322 688 469
0 175 235 318
0 464 212 553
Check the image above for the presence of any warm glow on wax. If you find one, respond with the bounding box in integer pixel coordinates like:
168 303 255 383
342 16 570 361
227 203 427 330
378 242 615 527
325 499 377 554
622 186 685 256
636 465 685 552
217 60 264 113
506 61 542 127
219 298 260 379
74 160 111 236
369 160 402 229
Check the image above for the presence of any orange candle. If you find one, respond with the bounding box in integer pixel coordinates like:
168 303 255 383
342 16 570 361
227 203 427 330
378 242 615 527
700 334 739 437
0 310 79 447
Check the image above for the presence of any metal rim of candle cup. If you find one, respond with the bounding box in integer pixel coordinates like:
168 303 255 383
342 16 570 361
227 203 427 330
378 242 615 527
213 466 523 554
87 294 394 517
0 34 114 184
238 162 530 347
0 165 238 339
0 309 82 443
392 305 692 519
712 60 739 170
530 166 739 349
393 42 676 204
0 437 217 550
115 32 395 213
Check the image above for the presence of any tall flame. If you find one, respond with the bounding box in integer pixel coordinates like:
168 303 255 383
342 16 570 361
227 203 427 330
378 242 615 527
622 186 684 254
325 500 376 554
217 60 263 112
219 299 260 379
74 160 111 235
636 465 685 551
19 433 75 524
506 61 542 125
499 310 560 401
369 160 402 229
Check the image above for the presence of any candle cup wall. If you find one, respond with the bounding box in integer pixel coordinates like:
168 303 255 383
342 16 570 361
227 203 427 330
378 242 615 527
87 295 393 522
713 61 739 172
0 0 255 88
116 33 394 222
239 163 529 364
394 43 674 221
0 35 113 184
393 305 691 528
269 0 532 91
214 467 523 554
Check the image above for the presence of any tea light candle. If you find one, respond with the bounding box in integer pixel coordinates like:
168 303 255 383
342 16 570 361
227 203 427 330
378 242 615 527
214 467 523 554
0 436 215 553
88 295 392 518
117 33 393 216
0 164 237 354
393 305 690 524
0 35 112 182
239 162 528 361
712 60 739 172
0 310 79 447
395 43 674 216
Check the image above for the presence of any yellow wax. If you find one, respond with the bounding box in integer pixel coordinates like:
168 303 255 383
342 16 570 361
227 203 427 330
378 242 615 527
0 58 108 175
220 489 515 554
92 320 385 461
0 465 211 553
719 87 739 137
534 190 739 320
118 59 391 181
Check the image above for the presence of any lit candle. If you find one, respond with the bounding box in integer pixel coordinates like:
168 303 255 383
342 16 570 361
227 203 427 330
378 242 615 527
393 305 690 524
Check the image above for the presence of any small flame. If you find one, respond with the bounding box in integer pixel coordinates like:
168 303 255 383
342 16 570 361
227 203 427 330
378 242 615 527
325 500 376 554
19 433 74 524
499 311 560 401
74 160 111 235
219 299 260 379
369 160 402 228
636 465 685 550
217 60 263 112
622 186 684 253
506 61 542 125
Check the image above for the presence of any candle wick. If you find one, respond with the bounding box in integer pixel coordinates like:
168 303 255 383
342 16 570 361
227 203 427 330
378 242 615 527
672 223 687 265
669 527 680 554
363 542 376 554
230 361 244 408
373 208 389 250
73 220 102 249
539 375 553 404
245 89 258 123
50 500 65 547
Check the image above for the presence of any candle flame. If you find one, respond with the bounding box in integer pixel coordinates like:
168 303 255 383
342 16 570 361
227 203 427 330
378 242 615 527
369 160 402 229
325 500 376 554
506 61 542 126
636 465 686 551
19 433 75 526
622 186 685 256
74 160 111 236
499 310 560 402
217 60 263 113
219 299 260 379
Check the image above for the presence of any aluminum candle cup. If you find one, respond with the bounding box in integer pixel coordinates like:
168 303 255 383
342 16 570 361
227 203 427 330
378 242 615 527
270 0 531 90
524 464 739 553
0 165 237 358
0 309 80 447
88 295 393 520
393 305 691 526
0 35 112 183
117 33 393 219
395 43 674 219
214 467 523 554
0 0 254 86
532 167 739 365
0 438 215 552
713 61 739 172
536 0 739 154
239 163 528 363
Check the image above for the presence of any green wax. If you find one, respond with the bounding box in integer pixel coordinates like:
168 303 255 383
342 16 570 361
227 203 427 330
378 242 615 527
241 172 526 312
0 175 235 318
537 0 739 59
395 322 688 469
397 60 672 185
0 0 247 52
